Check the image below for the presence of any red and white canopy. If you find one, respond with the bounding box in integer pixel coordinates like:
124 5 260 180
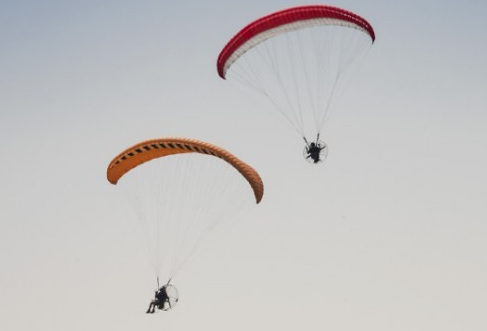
217 5 375 79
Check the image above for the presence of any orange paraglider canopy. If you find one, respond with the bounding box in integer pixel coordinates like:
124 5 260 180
107 137 263 204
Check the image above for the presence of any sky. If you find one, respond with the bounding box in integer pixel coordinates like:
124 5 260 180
1 0 487 330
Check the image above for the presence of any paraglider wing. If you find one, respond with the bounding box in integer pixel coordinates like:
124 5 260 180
107 137 263 204
217 5 375 79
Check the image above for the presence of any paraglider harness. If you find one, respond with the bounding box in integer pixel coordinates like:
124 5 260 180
304 134 326 164
146 278 172 314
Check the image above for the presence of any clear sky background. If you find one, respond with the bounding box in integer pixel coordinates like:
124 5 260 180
1 0 486 330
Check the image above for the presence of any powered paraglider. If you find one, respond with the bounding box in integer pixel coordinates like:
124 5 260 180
217 5 375 162
107 137 264 307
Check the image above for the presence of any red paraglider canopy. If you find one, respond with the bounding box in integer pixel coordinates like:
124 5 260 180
217 5 375 79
